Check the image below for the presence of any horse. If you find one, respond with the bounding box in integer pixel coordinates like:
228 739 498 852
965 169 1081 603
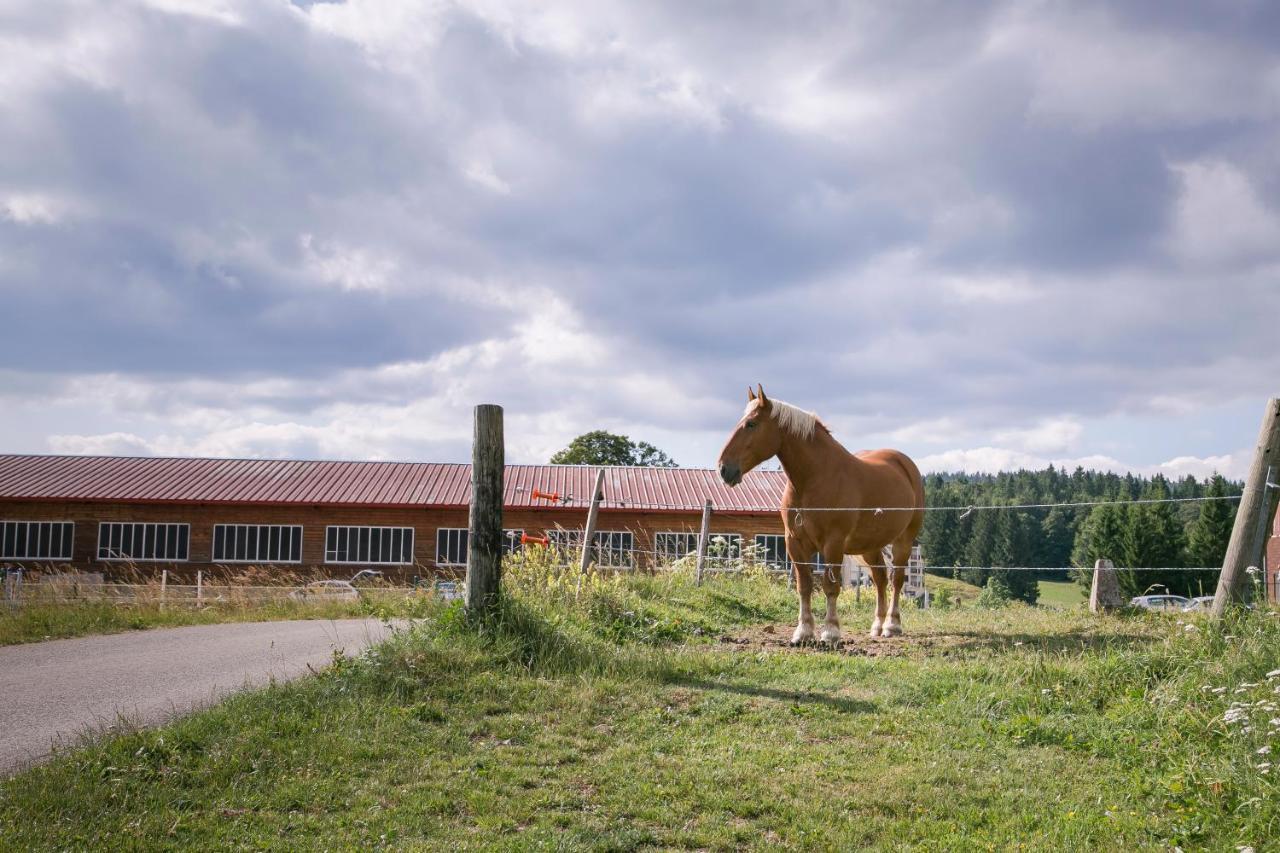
717 385 925 643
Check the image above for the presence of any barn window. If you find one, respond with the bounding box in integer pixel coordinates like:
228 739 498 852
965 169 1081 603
212 525 303 563
548 529 634 569
754 534 791 573
435 528 526 566
324 526 414 565
1 521 75 560
594 531 635 569
704 533 742 567
654 532 698 564
436 528 467 566
97 523 189 561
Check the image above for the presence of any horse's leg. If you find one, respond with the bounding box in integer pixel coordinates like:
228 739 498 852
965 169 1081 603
786 538 815 645
818 552 844 645
883 540 912 637
862 550 889 638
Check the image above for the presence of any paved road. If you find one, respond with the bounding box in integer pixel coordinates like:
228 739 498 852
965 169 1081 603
0 618 398 776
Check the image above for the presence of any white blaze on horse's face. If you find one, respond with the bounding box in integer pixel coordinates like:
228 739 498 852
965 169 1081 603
716 386 784 487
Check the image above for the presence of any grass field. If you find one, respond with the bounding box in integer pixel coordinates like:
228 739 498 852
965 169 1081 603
0 591 435 646
1037 579 1088 609
3 560 1278 850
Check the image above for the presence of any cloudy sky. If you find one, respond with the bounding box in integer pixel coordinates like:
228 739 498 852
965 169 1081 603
2 0 1278 477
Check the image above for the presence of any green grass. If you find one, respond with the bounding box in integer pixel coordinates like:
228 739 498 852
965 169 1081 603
921 572 983 604
3 559 1279 850
0 591 436 646
1038 579 1088 609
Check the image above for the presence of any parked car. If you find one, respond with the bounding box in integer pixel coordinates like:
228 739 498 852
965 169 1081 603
1182 595 1216 612
1129 594 1191 612
348 569 385 586
291 579 360 602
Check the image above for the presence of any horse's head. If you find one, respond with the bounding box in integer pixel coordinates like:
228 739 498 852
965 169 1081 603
717 384 783 487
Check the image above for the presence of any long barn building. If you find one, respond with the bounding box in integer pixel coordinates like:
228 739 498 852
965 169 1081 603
0 454 790 579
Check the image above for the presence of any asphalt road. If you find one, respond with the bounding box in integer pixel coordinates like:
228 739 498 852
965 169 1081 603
0 618 398 776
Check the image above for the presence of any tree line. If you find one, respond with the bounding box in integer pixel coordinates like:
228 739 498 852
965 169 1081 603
917 466 1241 604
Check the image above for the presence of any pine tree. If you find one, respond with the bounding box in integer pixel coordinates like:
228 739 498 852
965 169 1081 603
991 511 1038 603
1184 474 1235 598
1187 475 1235 567
960 510 997 588
1071 503 1128 592
1122 477 1189 596
1036 508 1075 575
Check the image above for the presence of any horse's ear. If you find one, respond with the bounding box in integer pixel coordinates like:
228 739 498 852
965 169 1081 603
757 384 769 407
747 386 756 402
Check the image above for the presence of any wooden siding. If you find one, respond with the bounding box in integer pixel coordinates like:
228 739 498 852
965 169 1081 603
0 499 787 580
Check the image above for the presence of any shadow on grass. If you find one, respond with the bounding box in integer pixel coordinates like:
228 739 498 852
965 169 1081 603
933 628 1157 656
669 675 878 714
704 590 786 624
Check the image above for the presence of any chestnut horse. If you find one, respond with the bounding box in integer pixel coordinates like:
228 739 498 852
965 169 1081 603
717 386 925 643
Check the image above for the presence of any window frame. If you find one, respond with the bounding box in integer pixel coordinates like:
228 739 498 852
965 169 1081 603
654 531 698 564
97 522 190 562
753 533 791 573
703 532 743 566
547 528 635 569
323 525 415 565
1 520 75 561
435 528 527 567
212 524 304 564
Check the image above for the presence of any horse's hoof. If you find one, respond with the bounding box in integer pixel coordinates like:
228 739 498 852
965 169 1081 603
790 627 815 646
881 623 903 638
819 626 842 645
869 624 883 638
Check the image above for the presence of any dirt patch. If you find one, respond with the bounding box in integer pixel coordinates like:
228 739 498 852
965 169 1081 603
718 624 964 658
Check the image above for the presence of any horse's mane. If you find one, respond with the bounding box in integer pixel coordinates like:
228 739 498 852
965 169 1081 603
744 399 827 440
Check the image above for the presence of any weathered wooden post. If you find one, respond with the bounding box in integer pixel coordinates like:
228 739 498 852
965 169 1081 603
196 570 204 606
579 469 607 576
160 569 168 611
1089 558 1123 612
1213 398 1280 616
694 499 713 585
466 404 504 618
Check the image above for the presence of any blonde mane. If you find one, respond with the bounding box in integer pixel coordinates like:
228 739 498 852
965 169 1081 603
744 399 820 440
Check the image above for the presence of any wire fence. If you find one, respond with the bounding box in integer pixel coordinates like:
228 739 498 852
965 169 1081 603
0 571 451 610
536 492 1247 515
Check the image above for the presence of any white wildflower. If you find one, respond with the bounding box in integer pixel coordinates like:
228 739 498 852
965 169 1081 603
1224 707 1250 724
1184 624 1198 632
1266 669 1280 680
1258 745 1272 755
1212 687 1228 694
1246 566 1259 576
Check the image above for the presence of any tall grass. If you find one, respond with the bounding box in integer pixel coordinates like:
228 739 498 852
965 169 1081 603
5 557 1280 847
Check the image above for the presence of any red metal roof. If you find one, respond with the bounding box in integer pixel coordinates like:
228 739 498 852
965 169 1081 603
0 454 787 514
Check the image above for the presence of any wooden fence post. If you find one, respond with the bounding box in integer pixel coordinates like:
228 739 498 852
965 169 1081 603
196 570 203 606
160 569 168 611
467 404 505 618
579 469 607 576
1213 399 1280 616
694 499 713 585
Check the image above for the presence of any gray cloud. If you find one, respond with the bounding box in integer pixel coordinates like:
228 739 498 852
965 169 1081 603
1 0 1278 475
